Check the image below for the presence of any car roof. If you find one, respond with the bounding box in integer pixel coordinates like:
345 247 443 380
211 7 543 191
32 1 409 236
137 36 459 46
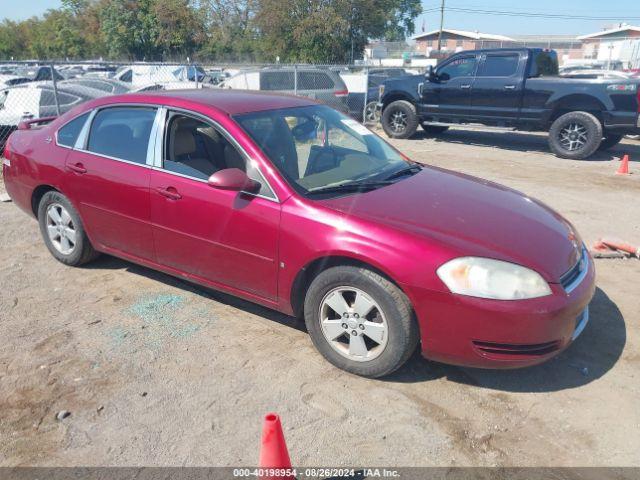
89 88 319 115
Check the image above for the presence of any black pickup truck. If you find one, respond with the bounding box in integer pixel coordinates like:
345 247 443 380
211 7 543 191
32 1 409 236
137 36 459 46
378 48 640 159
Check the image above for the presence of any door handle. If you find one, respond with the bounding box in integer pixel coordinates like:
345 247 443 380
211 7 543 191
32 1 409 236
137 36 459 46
156 187 182 200
66 163 87 174
460 84 472 89
504 85 516 90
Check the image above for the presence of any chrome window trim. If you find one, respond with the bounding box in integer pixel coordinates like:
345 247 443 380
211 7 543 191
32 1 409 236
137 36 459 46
562 247 589 294
53 111 92 150
156 106 280 203
146 107 165 167
75 109 97 150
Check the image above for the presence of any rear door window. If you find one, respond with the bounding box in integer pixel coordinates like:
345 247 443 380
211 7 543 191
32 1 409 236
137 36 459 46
87 107 157 164
57 112 90 148
478 54 520 77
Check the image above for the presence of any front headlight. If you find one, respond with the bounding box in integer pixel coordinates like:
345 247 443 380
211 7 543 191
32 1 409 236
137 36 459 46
436 257 552 300
378 84 385 98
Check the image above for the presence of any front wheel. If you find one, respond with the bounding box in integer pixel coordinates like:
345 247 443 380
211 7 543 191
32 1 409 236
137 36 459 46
304 266 419 378
548 111 603 159
381 100 419 139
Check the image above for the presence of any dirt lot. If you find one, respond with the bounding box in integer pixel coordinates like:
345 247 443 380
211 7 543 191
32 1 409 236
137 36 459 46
1 128 639 468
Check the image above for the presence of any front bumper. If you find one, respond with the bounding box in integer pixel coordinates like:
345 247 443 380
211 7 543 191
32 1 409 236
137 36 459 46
403 255 596 369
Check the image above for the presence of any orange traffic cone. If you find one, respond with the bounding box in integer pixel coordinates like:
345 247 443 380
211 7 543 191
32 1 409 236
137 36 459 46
616 154 630 175
259 413 294 479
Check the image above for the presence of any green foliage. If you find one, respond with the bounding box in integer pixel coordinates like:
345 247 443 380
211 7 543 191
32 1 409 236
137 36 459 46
0 0 421 62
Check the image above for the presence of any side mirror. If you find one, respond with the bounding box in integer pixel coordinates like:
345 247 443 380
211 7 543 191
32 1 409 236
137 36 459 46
207 168 261 193
426 65 437 82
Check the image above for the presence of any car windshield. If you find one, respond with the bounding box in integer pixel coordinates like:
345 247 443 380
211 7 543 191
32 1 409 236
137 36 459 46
234 105 415 197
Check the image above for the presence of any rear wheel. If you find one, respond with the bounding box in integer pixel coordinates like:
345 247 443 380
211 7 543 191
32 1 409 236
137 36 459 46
598 133 624 151
548 111 603 159
421 124 449 135
37 191 99 266
304 266 419 378
381 100 419 139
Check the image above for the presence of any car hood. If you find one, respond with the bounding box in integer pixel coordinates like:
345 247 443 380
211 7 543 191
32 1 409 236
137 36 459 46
320 167 581 282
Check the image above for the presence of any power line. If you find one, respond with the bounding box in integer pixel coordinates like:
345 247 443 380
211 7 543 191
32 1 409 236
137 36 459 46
421 5 640 21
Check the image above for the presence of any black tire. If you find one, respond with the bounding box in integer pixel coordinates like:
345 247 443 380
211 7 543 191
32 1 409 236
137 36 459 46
37 191 99 266
598 133 624 151
381 100 419 139
548 111 603 159
304 266 419 378
421 124 449 135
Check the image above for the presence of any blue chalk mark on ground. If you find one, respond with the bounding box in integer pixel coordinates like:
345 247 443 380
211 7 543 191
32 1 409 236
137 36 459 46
105 292 214 352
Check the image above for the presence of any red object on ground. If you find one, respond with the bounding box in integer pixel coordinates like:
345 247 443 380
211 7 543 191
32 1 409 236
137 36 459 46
600 238 640 257
616 154 630 175
259 413 293 479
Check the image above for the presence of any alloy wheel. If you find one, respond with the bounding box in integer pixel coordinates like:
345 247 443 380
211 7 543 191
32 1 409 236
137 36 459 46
319 286 388 362
389 109 408 133
559 122 588 151
46 203 76 255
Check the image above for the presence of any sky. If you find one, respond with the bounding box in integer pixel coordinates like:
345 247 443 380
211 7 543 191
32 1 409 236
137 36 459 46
0 0 638 36
416 0 640 36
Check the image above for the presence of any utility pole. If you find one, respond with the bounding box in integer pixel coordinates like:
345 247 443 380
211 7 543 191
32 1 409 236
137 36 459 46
437 0 446 52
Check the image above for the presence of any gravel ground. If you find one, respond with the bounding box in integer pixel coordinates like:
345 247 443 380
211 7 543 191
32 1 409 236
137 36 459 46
1 128 639 467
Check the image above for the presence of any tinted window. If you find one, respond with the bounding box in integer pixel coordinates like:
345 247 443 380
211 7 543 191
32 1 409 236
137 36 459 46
261 71 295 90
530 50 559 77
57 112 90 148
87 107 156 164
298 71 335 90
437 56 477 81
479 54 519 77
40 91 79 108
120 69 132 83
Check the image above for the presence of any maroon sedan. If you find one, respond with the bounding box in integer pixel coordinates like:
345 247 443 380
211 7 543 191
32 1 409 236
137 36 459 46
2 90 595 378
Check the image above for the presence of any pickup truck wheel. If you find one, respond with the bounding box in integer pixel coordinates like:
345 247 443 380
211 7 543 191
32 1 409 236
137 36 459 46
304 266 419 378
381 100 419 139
549 111 603 160
598 134 624 151
421 125 449 135
38 191 99 266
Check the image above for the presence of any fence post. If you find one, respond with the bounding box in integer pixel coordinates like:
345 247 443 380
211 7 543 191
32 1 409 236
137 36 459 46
294 64 298 96
50 62 61 117
362 65 369 125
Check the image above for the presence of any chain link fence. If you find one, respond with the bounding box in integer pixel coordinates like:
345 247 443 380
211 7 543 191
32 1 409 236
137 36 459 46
0 60 428 147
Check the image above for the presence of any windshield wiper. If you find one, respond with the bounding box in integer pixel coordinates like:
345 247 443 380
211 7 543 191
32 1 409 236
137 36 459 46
307 181 394 195
383 164 422 181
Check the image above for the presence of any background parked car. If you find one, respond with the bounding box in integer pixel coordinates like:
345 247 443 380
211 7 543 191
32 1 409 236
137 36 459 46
219 67 349 113
0 83 104 147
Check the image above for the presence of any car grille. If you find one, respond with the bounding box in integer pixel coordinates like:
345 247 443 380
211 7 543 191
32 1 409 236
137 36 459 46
560 247 588 293
472 340 560 357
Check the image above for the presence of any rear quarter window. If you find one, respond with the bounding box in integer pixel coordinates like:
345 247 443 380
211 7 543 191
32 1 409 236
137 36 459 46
298 72 335 90
57 112 90 148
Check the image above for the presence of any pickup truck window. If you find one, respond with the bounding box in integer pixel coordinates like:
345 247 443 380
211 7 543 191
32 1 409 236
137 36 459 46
478 54 519 77
437 56 477 82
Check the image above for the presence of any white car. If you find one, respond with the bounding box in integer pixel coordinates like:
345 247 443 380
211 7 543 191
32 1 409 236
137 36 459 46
0 84 104 146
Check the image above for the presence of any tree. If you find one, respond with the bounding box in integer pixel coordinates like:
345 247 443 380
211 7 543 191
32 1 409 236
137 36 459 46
99 0 161 60
256 0 421 63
